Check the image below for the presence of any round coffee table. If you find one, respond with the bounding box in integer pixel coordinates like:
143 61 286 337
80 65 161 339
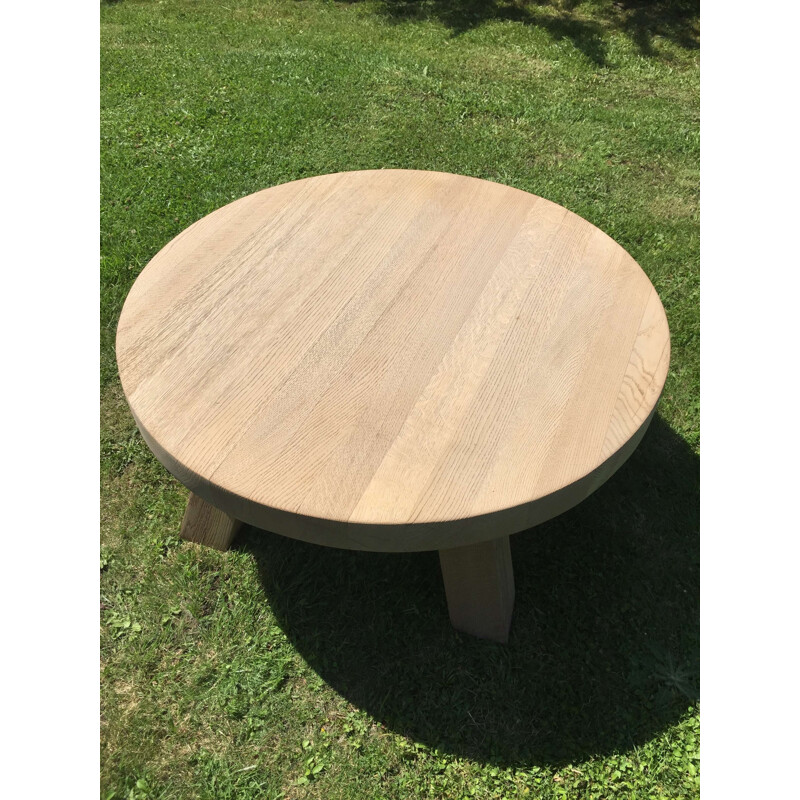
116 169 670 643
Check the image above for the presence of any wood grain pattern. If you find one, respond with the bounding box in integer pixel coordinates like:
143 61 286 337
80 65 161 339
117 170 670 552
439 537 515 643
180 492 242 551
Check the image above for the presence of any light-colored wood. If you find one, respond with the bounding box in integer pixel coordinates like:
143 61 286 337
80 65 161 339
180 492 242 551
117 169 670 553
439 537 515 643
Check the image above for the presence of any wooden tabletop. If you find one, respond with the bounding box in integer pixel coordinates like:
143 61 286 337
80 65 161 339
117 170 670 552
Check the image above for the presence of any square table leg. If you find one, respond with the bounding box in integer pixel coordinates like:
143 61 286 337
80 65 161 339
180 492 242 551
438 536 515 643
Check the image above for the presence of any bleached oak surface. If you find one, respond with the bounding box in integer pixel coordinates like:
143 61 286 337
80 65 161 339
117 169 670 553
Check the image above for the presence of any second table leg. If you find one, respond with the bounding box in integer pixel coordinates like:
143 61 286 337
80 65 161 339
438 536 515 643
180 492 242 551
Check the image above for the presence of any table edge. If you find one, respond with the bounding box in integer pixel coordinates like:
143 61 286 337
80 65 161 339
129 403 660 552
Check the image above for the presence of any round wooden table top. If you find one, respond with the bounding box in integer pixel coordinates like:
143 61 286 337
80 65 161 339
117 170 670 552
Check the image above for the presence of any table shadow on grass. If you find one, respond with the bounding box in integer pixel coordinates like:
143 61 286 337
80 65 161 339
236 414 698 767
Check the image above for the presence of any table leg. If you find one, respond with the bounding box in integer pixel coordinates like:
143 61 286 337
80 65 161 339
180 492 242 551
438 536 515 643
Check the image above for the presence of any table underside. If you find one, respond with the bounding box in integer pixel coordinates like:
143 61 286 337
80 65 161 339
180 491 516 643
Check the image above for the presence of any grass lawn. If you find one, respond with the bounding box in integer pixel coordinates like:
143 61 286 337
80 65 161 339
100 1 699 798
